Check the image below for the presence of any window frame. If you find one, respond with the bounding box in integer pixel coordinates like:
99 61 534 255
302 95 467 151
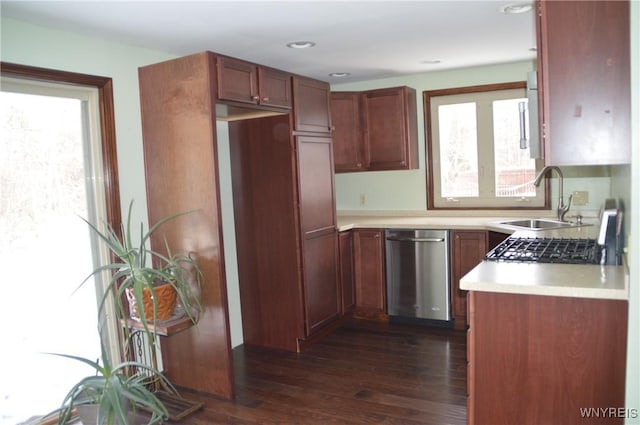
423 81 550 210
1 62 123 356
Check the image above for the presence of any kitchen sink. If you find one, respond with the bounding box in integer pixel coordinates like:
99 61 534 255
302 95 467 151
497 218 582 231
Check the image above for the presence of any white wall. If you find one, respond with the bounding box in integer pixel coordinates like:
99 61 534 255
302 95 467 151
624 1 639 421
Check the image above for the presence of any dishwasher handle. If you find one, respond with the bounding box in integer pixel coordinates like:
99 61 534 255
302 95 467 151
386 236 445 243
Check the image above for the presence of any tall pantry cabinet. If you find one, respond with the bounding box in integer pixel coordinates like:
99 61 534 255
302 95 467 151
229 76 340 352
139 52 340 398
138 52 235 399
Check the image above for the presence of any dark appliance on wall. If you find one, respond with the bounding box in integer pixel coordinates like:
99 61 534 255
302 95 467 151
597 198 624 265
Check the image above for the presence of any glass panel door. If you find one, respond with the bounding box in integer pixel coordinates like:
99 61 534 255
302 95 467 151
0 87 103 423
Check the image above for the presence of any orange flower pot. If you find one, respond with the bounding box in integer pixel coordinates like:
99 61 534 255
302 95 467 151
126 282 177 322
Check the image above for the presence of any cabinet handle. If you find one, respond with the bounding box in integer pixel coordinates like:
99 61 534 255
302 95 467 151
519 101 528 149
373 234 380 238
386 236 445 243
251 95 260 101
262 97 270 102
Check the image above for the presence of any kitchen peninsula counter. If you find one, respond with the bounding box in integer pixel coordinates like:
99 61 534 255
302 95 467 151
336 213 629 301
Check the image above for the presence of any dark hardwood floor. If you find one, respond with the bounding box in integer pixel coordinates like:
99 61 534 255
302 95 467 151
170 320 467 425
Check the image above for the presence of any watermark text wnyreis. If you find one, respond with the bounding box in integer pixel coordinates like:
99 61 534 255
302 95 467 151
580 407 638 419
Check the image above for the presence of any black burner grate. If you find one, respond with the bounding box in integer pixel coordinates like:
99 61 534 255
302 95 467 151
485 237 599 264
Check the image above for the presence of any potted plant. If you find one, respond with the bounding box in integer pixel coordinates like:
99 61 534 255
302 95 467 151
81 201 203 330
50 340 172 425
44 201 205 424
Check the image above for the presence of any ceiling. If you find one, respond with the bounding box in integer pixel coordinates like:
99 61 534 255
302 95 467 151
1 1 537 83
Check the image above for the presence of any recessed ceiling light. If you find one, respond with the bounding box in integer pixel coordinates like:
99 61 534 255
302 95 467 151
286 41 316 49
329 72 351 78
421 59 442 65
500 3 533 14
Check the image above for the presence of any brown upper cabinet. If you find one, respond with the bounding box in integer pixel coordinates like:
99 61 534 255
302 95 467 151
331 92 365 171
216 55 292 109
331 86 418 172
536 0 630 165
292 76 332 134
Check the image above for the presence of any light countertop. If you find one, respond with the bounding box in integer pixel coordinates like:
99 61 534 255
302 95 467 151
337 213 628 301
459 260 628 300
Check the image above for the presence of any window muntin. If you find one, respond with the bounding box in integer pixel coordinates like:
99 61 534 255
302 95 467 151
426 84 545 209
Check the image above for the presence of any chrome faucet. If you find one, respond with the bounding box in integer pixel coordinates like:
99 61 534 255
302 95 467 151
533 166 573 222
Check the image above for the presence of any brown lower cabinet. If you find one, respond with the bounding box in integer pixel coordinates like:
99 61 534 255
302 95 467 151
467 291 628 425
353 228 387 320
451 230 508 329
339 230 356 315
450 231 488 330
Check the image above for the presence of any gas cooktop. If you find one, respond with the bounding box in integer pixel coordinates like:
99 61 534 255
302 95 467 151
485 237 599 265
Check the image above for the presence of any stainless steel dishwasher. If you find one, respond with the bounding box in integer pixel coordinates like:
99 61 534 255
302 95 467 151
385 229 452 324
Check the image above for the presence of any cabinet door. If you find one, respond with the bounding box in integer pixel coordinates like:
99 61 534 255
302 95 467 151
330 92 365 172
339 230 355 314
450 230 487 329
353 229 386 315
362 86 418 170
258 67 292 109
302 230 340 335
292 76 332 134
537 0 630 165
297 136 336 234
216 56 258 105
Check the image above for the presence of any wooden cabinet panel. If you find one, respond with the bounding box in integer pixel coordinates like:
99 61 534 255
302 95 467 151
468 291 628 425
217 56 258 105
353 229 386 317
229 114 304 352
138 52 234 398
450 230 487 330
331 86 418 172
230 110 338 349
362 86 418 170
537 0 630 165
293 76 332 134
302 230 340 335
259 67 292 109
330 92 365 172
339 230 355 314
297 135 336 234
217 56 291 109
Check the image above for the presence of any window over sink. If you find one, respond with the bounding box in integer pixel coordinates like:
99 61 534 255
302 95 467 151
424 82 548 209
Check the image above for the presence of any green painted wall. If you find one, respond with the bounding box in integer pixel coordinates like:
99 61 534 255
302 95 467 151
1 17 173 236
